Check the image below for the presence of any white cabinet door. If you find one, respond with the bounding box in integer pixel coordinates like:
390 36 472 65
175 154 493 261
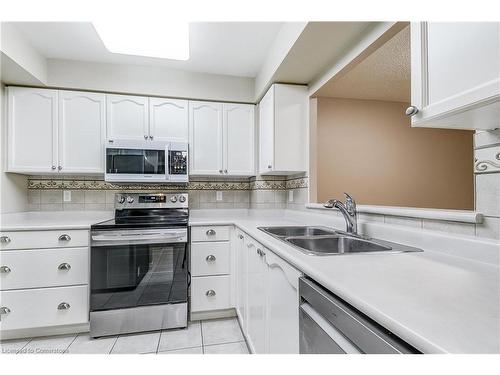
265 251 301 354
189 101 223 175
235 231 248 333
58 91 105 173
246 239 267 354
410 22 500 130
223 103 255 176
106 94 149 141
149 98 188 142
258 87 274 174
7 87 58 173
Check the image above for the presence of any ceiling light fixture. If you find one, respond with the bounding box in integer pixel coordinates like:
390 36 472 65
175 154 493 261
93 21 190 60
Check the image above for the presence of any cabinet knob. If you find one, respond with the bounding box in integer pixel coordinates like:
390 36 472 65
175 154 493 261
0 266 11 273
58 263 71 271
405 106 419 117
144 135 148 139
58 166 62 171
224 170 228 174
0 306 11 315
206 229 216 236
0 236 11 244
205 255 216 262
51 165 57 170
57 302 71 310
219 169 223 174
267 164 272 169
149 135 154 140
58 234 71 241
205 290 216 297
238 234 244 240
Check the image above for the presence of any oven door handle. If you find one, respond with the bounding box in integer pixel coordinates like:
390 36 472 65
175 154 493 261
91 232 186 242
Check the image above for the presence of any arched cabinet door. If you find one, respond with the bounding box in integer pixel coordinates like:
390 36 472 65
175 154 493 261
149 98 188 142
58 91 105 173
7 87 58 173
189 101 223 175
106 94 149 141
265 250 302 354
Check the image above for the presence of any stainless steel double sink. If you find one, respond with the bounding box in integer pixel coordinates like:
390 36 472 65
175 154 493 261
258 226 422 256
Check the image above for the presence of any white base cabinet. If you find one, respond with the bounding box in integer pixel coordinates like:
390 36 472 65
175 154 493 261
409 22 500 130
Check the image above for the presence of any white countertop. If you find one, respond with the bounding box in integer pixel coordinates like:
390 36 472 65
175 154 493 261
0 211 114 231
189 210 500 354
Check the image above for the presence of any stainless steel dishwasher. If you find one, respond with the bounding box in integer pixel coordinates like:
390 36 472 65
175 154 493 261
299 277 419 354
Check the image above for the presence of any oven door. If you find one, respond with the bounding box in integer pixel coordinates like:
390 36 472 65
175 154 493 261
90 228 188 312
105 141 168 183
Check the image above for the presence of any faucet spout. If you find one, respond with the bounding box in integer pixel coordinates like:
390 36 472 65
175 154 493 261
324 193 358 234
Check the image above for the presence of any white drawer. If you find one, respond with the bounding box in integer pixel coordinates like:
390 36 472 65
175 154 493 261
191 226 230 242
191 242 230 277
0 230 89 250
0 285 89 331
0 247 89 290
191 275 230 312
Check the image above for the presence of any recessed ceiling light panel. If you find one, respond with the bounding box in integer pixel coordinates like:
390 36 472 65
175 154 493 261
93 21 190 60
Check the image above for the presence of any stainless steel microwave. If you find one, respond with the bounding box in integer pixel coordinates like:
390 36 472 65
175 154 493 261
105 140 188 183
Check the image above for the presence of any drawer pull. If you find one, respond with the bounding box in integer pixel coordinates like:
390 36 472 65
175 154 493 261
205 290 216 297
257 249 266 257
205 255 216 262
206 229 216 236
0 266 11 273
238 234 244 240
58 234 71 241
0 306 11 315
0 236 11 244
58 263 71 271
57 302 71 310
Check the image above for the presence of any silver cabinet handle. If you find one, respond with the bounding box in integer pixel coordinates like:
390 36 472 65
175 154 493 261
205 290 216 297
224 170 228 174
206 229 216 236
51 165 56 170
0 307 11 315
58 166 62 171
149 135 153 140
405 106 419 117
257 248 266 257
238 234 244 240
58 234 71 241
58 263 71 271
267 164 272 169
0 236 11 244
144 135 148 139
206 255 216 262
0 266 11 273
219 169 223 174
57 302 70 310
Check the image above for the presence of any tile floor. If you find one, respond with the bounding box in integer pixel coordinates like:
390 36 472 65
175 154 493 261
0 318 249 354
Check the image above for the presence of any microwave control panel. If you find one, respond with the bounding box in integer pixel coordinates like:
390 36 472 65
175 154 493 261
169 150 188 175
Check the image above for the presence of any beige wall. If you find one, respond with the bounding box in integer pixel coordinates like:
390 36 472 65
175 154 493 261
315 97 474 210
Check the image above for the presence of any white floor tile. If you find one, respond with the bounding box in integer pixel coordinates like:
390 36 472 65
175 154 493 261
201 318 244 345
111 331 160 354
65 334 117 354
158 347 203 354
0 338 31 354
20 335 76 354
158 322 202 352
204 341 249 354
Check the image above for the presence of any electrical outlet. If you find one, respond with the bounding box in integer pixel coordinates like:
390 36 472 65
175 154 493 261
288 190 294 202
63 190 71 202
216 191 223 201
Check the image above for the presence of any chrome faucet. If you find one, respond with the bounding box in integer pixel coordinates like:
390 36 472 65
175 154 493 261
324 193 358 235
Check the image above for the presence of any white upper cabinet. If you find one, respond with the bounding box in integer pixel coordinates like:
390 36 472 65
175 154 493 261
265 251 301 354
190 101 255 176
259 84 308 175
223 103 255 176
106 94 149 141
189 101 223 175
58 91 106 173
149 98 188 142
409 22 500 130
7 87 58 173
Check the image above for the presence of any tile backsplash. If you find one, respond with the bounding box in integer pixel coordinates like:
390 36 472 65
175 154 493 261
26 175 309 212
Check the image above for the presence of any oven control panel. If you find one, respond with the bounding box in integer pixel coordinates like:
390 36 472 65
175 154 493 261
115 193 188 209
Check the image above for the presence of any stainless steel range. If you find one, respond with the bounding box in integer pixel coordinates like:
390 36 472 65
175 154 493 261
89 193 189 338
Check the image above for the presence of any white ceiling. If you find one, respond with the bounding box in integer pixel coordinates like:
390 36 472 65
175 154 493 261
12 22 284 78
315 25 410 102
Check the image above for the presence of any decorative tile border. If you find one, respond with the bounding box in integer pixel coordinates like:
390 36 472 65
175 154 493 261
27 176 308 191
474 145 500 174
